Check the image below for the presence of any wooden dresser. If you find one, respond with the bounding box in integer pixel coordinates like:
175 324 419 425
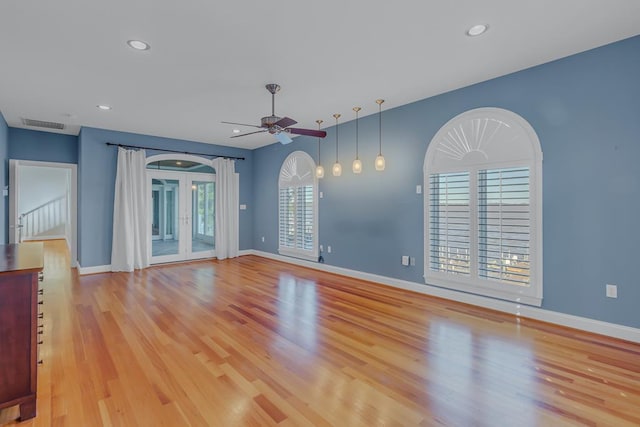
0 243 44 421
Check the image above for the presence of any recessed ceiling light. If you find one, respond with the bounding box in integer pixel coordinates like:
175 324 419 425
467 24 489 37
232 129 241 134
127 39 150 51
97 104 112 110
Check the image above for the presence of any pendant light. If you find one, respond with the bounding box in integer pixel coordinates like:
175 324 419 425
352 107 362 174
375 99 386 171
315 119 325 178
332 113 342 176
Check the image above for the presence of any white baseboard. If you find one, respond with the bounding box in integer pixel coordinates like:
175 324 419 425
78 251 255 274
77 264 112 275
247 250 640 344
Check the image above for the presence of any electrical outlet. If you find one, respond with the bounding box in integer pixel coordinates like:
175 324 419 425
410 257 416 266
240 204 247 210
319 244 323 252
606 284 617 298
261 236 265 242
416 185 422 194
320 191 324 198
327 246 332 253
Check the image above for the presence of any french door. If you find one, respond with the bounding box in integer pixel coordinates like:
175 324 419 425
148 170 215 264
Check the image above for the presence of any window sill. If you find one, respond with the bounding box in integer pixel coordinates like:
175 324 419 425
278 249 318 263
424 274 542 307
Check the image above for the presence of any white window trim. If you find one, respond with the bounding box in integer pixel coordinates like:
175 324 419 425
278 151 319 262
424 108 543 306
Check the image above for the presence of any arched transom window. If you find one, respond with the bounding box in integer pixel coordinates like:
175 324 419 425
278 151 318 261
424 107 543 306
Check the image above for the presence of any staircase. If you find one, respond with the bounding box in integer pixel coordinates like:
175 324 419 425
19 195 68 241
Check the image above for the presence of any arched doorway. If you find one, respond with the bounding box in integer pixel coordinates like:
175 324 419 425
146 154 216 264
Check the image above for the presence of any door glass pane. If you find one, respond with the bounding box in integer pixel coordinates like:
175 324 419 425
152 187 160 239
152 179 180 257
191 180 215 253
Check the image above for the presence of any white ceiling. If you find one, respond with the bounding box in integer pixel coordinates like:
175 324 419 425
1 1 639 150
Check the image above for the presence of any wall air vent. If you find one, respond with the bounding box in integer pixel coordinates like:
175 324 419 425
21 118 65 130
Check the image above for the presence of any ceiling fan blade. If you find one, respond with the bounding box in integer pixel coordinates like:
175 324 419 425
275 132 293 145
221 121 263 129
274 117 297 129
286 128 327 138
230 129 268 138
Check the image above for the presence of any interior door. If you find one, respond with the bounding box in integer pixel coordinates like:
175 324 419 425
8 159 21 243
148 170 215 264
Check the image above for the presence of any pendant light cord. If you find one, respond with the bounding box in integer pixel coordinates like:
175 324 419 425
333 114 341 162
354 107 360 159
316 119 323 164
378 102 382 156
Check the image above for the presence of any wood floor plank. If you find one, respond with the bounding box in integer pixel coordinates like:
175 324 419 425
1 240 639 426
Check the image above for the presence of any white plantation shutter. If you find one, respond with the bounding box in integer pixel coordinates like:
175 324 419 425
296 186 314 251
279 187 296 248
429 172 471 275
478 167 530 285
424 108 543 306
278 152 318 261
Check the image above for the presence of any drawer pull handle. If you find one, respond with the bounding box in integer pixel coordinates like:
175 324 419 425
38 273 44 282
38 289 44 295
38 300 44 305
38 360 43 365
38 313 44 319
38 340 43 345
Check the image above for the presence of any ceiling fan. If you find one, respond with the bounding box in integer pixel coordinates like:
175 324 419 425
222 84 327 144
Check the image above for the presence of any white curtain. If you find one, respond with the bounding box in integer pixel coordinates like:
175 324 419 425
111 147 150 271
211 157 239 260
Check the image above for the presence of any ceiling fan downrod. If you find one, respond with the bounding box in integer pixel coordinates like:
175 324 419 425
266 84 281 116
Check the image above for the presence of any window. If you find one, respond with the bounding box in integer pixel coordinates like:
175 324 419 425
194 181 215 240
278 151 318 261
424 108 543 306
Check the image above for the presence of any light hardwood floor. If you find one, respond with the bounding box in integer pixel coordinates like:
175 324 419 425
1 240 639 426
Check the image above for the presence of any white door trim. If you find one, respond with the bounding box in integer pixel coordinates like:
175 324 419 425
148 169 216 264
9 159 78 267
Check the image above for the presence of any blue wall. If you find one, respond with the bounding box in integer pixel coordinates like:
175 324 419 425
77 127 253 268
0 113 8 243
8 128 78 164
252 35 640 328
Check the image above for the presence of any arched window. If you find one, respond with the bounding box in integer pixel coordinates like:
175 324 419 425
424 108 543 306
278 151 318 261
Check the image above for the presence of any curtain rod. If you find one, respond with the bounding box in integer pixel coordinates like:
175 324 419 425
105 142 245 161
